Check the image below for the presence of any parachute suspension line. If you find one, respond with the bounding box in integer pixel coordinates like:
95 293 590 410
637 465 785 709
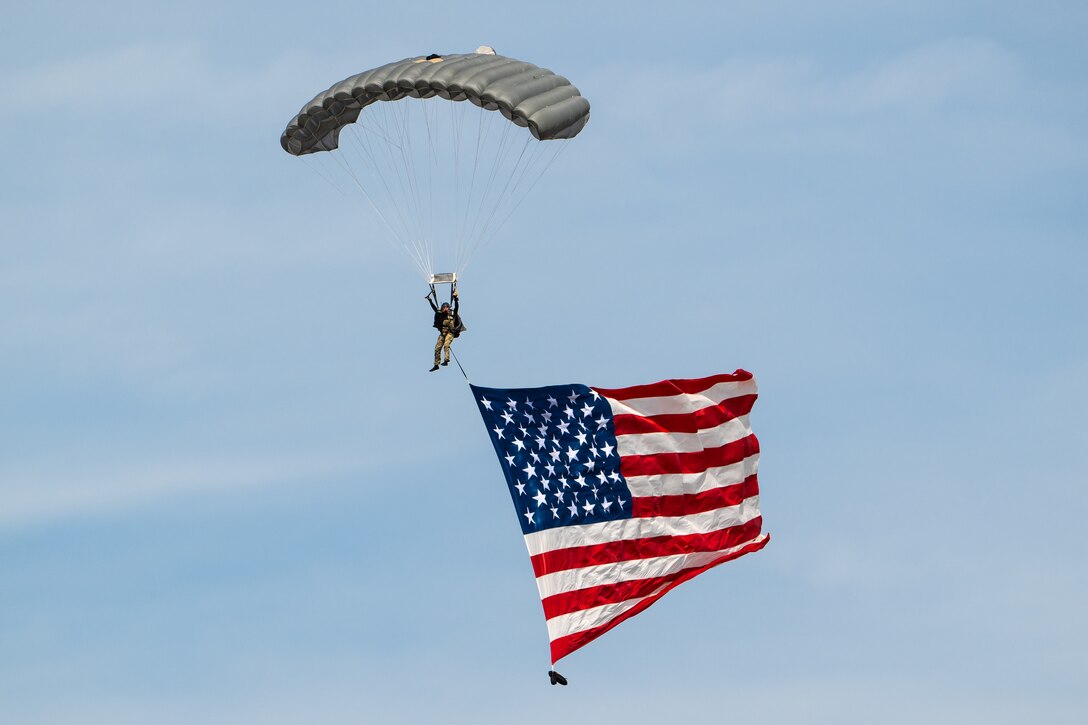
345 110 418 251
460 128 556 272
339 153 428 280
450 99 464 274
389 101 435 276
422 98 445 276
325 128 432 280
298 152 351 198
342 107 431 280
483 140 565 247
461 135 535 267
460 141 568 276
370 102 434 280
391 100 431 275
340 110 415 269
297 96 575 283
459 115 514 270
457 107 492 271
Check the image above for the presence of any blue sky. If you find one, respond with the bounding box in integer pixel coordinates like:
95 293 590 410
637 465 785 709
2 2 1086 723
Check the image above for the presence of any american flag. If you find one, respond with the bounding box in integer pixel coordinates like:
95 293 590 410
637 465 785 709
471 369 769 664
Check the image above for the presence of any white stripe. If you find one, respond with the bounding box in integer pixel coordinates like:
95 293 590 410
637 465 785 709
603 378 758 418
543 534 770 640
523 495 762 558
535 527 766 600
546 587 664 642
623 453 760 497
615 414 752 456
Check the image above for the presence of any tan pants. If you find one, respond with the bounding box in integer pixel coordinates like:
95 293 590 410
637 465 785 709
434 331 455 365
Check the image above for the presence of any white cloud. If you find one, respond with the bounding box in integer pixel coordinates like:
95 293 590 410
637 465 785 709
0 454 356 531
0 42 363 126
589 36 1085 169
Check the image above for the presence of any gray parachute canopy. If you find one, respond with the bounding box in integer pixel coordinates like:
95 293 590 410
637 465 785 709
280 50 589 281
281 52 590 156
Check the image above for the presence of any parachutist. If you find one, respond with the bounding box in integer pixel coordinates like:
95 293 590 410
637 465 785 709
427 287 463 371
548 670 568 686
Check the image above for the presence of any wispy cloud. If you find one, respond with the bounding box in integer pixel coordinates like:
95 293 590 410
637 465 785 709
0 42 364 127
590 37 1085 168
0 454 357 531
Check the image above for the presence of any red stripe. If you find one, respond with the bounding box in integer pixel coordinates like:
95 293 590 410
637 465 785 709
619 434 760 477
592 369 753 401
531 513 763 578
631 475 759 518
547 534 770 663
612 394 757 435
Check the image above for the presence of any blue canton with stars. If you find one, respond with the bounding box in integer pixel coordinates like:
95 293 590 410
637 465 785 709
471 383 633 535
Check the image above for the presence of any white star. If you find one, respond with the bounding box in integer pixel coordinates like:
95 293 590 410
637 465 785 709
589 444 599 459
585 459 596 471
567 391 579 404
574 474 586 488
555 490 565 503
582 500 596 515
581 402 595 418
518 425 528 437
507 398 518 409
602 498 613 512
545 463 556 477
480 397 493 410
538 424 548 436
547 396 558 408
600 442 615 457
504 453 515 466
524 397 535 409
515 482 527 496
565 446 579 462
550 506 560 519
557 420 570 434
590 390 600 400
575 431 588 446
530 451 540 463
533 490 548 508
536 435 547 449
540 477 551 490
512 438 526 451
501 411 515 425
618 497 627 509
549 448 562 462
523 412 536 424
541 410 552 423
559 476 570 489
609 471 622 483
522 463 537 479
493 425 505 439
568 502 579 517
595 415 609 430
523 507 535 525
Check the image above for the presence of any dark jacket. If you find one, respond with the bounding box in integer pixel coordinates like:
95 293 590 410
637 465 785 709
429 296 461 333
